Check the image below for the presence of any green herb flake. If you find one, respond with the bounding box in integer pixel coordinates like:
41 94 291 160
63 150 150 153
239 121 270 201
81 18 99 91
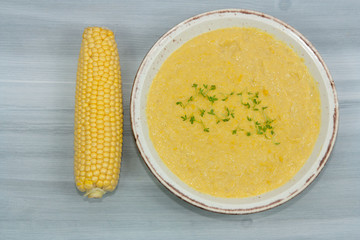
208 95 218 103
200 89 206 97
176 101 183 107
225 107 230 116
242 102 250 109
222 92 234 101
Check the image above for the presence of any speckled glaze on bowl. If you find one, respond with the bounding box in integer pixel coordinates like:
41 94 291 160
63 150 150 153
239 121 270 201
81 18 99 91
130 9 338 214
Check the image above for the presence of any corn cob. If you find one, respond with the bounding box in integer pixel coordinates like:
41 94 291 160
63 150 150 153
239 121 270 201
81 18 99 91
74 27 123 198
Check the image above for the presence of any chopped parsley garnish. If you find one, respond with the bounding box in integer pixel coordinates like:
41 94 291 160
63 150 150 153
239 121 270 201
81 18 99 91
176 83 279 144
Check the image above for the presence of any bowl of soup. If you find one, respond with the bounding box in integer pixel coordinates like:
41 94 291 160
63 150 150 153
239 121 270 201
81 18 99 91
130 9 338 214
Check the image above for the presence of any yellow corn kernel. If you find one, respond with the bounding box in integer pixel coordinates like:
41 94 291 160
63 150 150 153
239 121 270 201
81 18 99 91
263 89 269 96
74 27 123 199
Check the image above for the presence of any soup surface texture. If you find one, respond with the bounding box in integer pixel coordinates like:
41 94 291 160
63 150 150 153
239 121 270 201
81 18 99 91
146 27 321 198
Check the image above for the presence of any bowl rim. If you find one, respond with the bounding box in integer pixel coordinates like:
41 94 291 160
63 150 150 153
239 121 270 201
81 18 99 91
130 9 339 214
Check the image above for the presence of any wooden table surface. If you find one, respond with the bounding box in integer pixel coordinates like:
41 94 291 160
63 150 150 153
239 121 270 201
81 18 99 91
1 1 359 239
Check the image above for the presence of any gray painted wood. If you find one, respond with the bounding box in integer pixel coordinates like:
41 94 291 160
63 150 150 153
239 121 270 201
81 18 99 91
0 0 359 239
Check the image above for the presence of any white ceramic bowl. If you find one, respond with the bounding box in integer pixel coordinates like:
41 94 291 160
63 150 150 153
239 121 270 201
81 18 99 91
130 9 338 214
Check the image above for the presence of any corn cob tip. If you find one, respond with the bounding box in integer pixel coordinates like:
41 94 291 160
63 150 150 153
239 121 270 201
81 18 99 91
84 188 106 198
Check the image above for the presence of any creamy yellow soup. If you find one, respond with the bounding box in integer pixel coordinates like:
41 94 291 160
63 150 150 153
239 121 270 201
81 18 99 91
146 27 321 198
